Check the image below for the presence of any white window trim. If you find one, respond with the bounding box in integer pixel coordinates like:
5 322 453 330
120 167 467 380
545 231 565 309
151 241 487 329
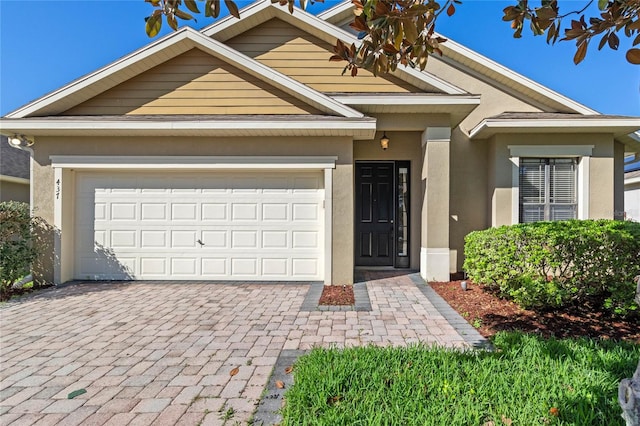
51 156 336 285
509 145 592 224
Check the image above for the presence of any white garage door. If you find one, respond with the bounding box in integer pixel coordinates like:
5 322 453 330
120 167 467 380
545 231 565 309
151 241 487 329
74 171 324 281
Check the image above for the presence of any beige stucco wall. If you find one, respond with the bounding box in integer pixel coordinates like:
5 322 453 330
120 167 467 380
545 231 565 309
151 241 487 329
449 128 488 271
354 131 422 269
488 133 620 226
425 58 544 129
0 179 29 203
31 136 354 285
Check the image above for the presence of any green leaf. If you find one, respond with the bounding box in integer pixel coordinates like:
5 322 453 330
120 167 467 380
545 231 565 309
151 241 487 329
67 389 86 399
145 13 162 37
598 0 608 10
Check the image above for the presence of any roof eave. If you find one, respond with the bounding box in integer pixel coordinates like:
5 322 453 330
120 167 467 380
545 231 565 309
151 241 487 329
470 118 640 140
0 117 378 140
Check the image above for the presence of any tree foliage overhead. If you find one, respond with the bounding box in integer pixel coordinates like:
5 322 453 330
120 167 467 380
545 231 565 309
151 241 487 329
144 0 640 74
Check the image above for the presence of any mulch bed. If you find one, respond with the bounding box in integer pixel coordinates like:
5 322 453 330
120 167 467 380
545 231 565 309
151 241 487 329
319 285 355 306
430 280 640 343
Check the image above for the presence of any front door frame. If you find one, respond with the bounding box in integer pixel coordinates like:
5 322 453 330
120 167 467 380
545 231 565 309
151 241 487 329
354 160 410 268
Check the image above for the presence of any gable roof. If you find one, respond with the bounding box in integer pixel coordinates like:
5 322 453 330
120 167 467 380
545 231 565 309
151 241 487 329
4 26 363 119
201 1 467 95
318 0 597 115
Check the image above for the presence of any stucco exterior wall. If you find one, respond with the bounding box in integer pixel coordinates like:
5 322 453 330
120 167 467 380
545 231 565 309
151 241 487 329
449 128 488 271
488 133 619 226
425 57 544 129
31 136 354 285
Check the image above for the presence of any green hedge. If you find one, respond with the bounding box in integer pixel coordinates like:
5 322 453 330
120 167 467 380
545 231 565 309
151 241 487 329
0 201 39 296
463 220 640 316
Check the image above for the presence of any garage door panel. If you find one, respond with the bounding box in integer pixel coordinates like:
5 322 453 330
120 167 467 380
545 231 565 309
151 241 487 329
75 171 324 281
201 258 227 276
141 203 167 220
231 203 258 221
292 203 319 221
141 230 167 248
202 204 227 221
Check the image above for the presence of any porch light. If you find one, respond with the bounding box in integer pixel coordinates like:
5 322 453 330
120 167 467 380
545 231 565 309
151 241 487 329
380 132 389 150
8 134 34 148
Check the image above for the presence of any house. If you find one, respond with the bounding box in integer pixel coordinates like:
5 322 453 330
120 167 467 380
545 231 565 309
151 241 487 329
1 0 639 285
625 158 640 221
0 135 30 203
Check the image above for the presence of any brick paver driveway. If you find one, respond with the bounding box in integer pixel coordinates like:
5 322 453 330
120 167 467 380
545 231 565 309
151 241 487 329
1 274 472 425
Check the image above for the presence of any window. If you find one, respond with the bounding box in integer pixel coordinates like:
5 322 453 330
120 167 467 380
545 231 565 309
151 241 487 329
519 158 577 223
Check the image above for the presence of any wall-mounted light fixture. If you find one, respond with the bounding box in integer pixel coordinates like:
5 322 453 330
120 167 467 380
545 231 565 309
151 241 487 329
380 132 389 150
8 134 35 148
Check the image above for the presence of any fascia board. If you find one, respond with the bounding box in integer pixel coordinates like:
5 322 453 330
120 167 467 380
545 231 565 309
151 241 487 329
625 176 640 185
5 28 196 119
201 0 275 38
332 94 481 105
316 1 353 23
0 117 377 133
186 29 364 118
470 118 640 139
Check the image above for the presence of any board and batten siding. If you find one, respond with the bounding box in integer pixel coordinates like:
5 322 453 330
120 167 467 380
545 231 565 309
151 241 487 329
64 48 322 115
226 19 427 93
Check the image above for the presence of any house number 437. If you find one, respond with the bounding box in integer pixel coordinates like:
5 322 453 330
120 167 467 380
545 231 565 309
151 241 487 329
55 179 61 200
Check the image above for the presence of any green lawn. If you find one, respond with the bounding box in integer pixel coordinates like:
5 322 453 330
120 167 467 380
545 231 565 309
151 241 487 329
281 332 639 425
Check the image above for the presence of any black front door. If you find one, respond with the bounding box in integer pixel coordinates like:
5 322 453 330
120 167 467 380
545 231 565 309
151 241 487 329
355 162 395 266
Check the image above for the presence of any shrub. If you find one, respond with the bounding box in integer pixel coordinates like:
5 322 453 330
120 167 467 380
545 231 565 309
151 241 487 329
463 220 640 315
0 201 40 296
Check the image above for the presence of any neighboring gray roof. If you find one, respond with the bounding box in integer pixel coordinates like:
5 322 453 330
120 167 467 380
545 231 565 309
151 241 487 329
488 112 638 120
0 136 30 180
626 170 640 180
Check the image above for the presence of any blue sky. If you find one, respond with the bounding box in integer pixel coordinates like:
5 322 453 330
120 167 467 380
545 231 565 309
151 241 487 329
1 0 638 117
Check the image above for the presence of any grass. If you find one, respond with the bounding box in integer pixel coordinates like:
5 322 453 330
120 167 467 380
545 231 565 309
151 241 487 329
281 332 639 425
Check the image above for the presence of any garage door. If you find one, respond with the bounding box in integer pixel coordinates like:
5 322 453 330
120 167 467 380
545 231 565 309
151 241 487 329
74 171 324 281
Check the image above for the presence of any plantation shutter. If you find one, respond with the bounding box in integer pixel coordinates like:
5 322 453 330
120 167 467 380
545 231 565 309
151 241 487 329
549 159 577 221
519 158 577 223
519 159 545 223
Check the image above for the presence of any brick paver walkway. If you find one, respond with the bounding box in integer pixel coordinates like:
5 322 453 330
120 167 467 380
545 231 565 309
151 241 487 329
1 274 469 425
